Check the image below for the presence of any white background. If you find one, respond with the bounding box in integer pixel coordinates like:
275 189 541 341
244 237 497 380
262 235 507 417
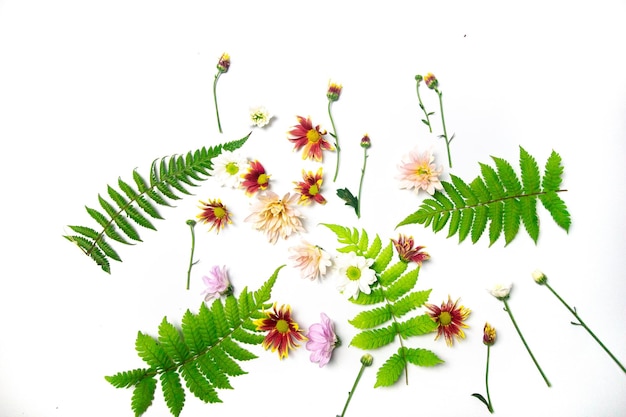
1 1 625 416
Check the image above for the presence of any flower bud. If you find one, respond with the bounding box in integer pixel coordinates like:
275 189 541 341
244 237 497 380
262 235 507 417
360 353 373 367
532 269 547 285
483 322 496 346
360 134 371 149
424 72 438 89
489 283 512 301
327 82 342 102
216 53 230 73
186 219 197 226
415 74 423 82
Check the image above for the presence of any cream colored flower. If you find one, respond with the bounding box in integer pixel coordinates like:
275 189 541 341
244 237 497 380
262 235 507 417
489 283 513 300
532 269 547 285
249 106 273 127
288 239 332 281
245 191 305 244
396 146 443 195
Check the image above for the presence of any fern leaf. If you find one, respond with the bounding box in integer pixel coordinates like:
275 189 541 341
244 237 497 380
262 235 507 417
404 347 443 367
542 150 564 191
107 266 279 416
65 134 250 273
160 370 185 417
520 146 541 193
365 234 382 259
384 267 419 302
131 377 157 417
350 325 397 349
349 287 386 305
390 290 432 318
539 191 571 231
374 350 406 388
349 306 393 330
397 148 570 245
372 241 393 273
181 362 220 404
397 314 438 339
378 261 407 286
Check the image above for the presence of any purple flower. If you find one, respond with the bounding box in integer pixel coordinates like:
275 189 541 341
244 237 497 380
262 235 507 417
305 313 339 367
201 265 232 303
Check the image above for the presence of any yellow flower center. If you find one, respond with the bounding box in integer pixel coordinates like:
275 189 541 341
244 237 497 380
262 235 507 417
257 173 268 185
225 162 239 175
346 265 362 281
308 184 319 196
275 319 289 333
439 311 452 326
213 207 226 219
306 128 321 143
417 165 431 176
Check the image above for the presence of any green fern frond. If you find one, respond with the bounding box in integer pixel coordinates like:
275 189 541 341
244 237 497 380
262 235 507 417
397 146 570 245
323 225 440 387
105 265 282 417
65 133 250 273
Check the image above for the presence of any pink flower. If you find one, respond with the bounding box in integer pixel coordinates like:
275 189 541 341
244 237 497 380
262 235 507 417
288 239 332 281
396 146 444 195
201 265 232 303
306 313 338 367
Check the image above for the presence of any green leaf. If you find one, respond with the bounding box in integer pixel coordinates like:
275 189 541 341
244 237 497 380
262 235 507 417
364 234 382 259
105 368 150 389
538 191 571 231
158 318 190 363
389 290 432 318
472 393 491 410
378 261 408 286
374 350 406 387
181 362 220 404
336 187 359 216
160 371 185 417
372 242 393 273
520 146 541 193
384 267 419 302
542 150 564 191
131 377 157 417
350 325 397 349
404 347 443 367
349 306 392 330
397 314 437 339
135 332 173 370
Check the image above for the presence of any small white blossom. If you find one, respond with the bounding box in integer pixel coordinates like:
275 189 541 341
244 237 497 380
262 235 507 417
334 252 376 300
532 269 547 285
209 150 248 188
249 106 273 128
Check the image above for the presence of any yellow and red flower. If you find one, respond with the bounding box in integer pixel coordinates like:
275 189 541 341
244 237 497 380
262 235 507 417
327 81 342 102
241 160 270 195
287 116 334 162
391 234 430 265
253 303 307 359
196 198 232 233
426 296 471 346
294 168 326 205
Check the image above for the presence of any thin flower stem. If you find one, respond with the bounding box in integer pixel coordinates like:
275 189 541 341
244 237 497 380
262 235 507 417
436 89 453 168
340 363 366 417
485 345 494 413
356 147 368 218
186 220 197 290
544 283 626 373
213 72 223 133
329 100 340 182
416 81 432 132
502 298 551 387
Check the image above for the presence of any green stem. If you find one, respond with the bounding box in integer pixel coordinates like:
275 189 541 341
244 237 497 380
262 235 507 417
485 345 494 413
356 147 368 218
329 100 340 182
416 81 432 132
340 363 366 417
186 220 197 290
213 72 223 133
502 298 551 387
436 88 452 168
545 283 626 373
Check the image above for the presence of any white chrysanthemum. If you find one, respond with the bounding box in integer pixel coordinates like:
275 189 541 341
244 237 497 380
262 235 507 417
334 252 376 300
249 106 273 128
209 150 248 188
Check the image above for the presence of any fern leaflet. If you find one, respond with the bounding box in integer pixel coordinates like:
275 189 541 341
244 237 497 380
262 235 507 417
322 224 441 387
105 265 282 417
397 146 570 245
64 133 250 273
